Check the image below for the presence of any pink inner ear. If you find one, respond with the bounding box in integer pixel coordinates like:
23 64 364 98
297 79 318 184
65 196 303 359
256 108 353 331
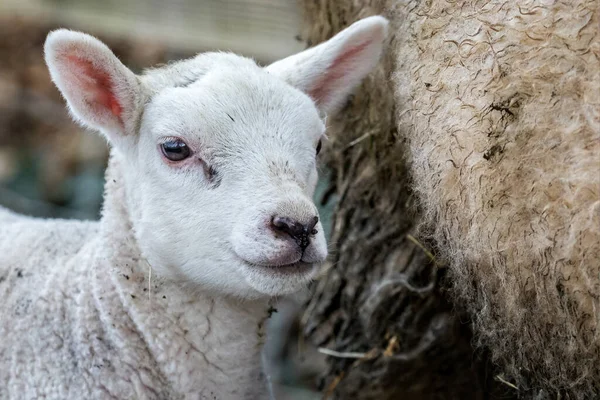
66 54 123 120
309 39 373 105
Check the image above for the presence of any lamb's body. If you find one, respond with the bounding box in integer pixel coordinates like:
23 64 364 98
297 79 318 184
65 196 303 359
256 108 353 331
0 157 268 400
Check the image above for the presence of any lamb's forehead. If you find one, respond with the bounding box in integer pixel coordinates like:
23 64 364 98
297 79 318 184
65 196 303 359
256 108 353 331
141 52 257 91
141 52 324 144
141 52 315 112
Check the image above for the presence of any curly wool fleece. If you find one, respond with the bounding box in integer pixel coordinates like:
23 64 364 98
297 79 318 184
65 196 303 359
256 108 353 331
392 0 599 397
0 155 270 400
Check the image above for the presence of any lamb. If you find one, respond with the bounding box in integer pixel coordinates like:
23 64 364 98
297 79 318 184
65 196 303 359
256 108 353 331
0 16 388 400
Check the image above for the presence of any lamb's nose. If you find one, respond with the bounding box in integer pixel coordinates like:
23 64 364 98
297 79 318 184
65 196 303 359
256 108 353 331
271 215 319 251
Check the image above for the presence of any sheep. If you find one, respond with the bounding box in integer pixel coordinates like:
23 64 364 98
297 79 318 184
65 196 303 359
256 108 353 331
0 16 389 400
293 1 598 398
392 0 600 397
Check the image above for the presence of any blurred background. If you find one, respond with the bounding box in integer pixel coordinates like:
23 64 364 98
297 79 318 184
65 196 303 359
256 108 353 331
0 0 333 398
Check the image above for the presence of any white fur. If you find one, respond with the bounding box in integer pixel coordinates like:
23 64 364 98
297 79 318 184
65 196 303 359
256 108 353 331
0 16 388 399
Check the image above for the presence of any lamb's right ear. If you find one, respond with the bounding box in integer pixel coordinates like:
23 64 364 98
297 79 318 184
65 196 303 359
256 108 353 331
266 16 388 115
44 29 142 143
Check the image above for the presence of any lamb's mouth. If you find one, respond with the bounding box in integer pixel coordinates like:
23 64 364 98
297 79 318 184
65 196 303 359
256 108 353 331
241 260 314 275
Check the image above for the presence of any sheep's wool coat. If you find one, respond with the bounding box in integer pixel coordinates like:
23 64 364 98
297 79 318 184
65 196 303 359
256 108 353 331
0 154 270 400
392 0 599 395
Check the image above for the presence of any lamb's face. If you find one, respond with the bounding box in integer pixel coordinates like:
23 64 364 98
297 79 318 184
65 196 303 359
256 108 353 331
131 65 328 297
44 16 388 298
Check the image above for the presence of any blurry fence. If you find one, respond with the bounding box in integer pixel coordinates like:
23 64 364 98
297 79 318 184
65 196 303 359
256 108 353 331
1 0 303 62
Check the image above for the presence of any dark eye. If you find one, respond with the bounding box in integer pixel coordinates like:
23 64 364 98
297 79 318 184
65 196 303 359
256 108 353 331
161 140 191 161
316 139 322 155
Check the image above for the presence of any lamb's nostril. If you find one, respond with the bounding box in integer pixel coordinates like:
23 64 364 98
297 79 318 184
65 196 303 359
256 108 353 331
271 216 304 238
307 216 319 235
271 215 319 251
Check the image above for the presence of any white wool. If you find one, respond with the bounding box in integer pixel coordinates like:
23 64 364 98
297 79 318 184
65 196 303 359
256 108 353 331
0 16 388 399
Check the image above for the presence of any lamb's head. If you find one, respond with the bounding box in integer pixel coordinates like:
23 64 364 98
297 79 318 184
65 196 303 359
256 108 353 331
43 16 388 298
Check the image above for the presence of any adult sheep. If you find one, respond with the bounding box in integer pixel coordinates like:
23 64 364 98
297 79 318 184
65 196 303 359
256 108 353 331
393 0 600 397
298 1 598 398
0 16 388 399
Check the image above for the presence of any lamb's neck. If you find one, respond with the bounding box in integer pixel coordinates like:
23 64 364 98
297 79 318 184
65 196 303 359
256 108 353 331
92 150 271 397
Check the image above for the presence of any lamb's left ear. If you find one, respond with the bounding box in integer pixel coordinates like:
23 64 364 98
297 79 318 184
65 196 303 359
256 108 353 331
266 15 388 115
44 29 142 143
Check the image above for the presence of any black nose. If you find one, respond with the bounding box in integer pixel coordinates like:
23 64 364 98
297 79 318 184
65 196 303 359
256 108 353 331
271 215 319 251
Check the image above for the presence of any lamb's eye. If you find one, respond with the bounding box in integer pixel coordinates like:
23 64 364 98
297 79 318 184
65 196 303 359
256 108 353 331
316 139 322 155
161 140 190 162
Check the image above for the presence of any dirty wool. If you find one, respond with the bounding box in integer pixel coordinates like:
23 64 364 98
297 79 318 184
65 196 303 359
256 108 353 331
392 0 599 397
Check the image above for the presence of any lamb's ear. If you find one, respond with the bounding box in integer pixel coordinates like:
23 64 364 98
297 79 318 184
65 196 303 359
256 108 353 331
44 29 142 142
266 16 388 115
